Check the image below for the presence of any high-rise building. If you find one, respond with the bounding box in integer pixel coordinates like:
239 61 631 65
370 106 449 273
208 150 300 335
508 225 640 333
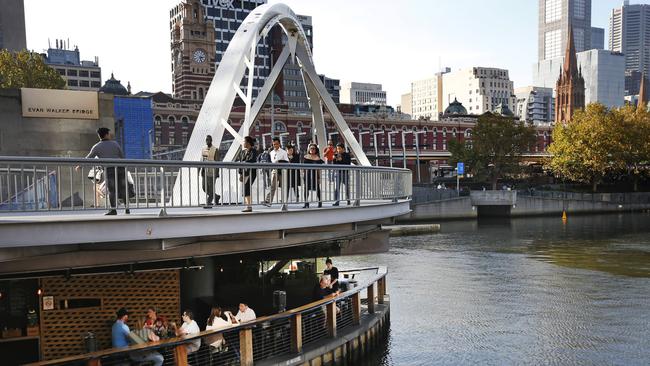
319 74 341 104
515 86 555 123
400 93 412 116
43 40 102 91
555 26 585 123
609 1 650 94
538 0 592 61
591 27 605 49
533 48 625 108
0 0 26 52
442 67 515 115
277 14 313 111
170 0 217 100
410 68 450 121
340 82 387 105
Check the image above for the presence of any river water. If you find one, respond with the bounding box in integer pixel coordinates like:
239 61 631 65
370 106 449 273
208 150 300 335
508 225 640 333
337 213 650 365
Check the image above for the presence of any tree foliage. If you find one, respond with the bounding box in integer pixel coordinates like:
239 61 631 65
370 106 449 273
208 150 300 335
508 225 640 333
449 112 536 189
0 50 66 89
547 103 650 191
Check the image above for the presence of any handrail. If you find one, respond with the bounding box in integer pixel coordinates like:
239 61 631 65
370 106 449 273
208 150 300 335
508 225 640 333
0 156 410 172
0 156 412 214
26 268 388 366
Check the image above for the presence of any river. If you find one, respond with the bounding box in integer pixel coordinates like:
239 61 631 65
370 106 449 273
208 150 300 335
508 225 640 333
336 212 650 365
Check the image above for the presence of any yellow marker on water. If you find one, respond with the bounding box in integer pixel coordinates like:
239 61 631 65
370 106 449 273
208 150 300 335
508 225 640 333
562 210 567 221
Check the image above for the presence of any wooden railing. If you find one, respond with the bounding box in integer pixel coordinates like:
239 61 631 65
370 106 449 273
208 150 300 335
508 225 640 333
28 269 388 366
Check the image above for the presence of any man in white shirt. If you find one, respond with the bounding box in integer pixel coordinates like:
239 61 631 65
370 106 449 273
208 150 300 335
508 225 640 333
201 135 220 207
234 303 257 323
263 137 288 207
175 310 201 354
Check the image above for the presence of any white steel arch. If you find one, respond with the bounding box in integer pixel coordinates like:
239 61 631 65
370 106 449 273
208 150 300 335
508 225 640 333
174 3 369 204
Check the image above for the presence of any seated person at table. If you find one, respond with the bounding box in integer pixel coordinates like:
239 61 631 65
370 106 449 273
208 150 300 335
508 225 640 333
234 303 257 324
206 306 235 350
111 307 164 366
323 258 340 292
313 275 338 301
174 309 201 354
143 306 168 339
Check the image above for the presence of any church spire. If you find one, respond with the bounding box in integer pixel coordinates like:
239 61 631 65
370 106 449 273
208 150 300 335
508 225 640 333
639 73 647 111
555 22 586 124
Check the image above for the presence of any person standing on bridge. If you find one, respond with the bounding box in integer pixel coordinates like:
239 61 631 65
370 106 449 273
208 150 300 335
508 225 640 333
201 135 220 208
80 127 127 216
238 136 258 213
333 143 352 206
263 137 288 207
302 143 323 208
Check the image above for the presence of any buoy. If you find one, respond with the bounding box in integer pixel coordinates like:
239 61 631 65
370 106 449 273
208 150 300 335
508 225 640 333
562 210 567 221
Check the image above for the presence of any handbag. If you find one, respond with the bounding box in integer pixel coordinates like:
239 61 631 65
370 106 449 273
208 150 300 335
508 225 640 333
87 167 103 182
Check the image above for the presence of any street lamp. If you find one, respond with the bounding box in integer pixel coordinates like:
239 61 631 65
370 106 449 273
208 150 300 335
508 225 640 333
296 132 307 153
373 131 384 167
279 132 290 147
414 130 426 183
261 132 272 149
387 131 399 168
328 131 339 144
358 130 370 157
401 130 413 169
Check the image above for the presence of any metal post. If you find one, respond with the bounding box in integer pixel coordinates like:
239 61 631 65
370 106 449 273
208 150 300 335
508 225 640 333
296 132 307 153
415 131 424 183
388 131 398 168
373 131 383 166
401 130 407 169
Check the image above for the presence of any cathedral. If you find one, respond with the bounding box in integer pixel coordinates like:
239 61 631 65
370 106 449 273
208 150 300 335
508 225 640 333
555 25 585 124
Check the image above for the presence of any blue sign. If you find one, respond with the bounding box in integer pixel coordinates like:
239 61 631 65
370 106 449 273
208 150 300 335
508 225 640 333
457 162 464 175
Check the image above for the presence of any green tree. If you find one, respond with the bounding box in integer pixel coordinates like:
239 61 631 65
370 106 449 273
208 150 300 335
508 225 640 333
547 103 625 192
613 105 650 191
0 50 66 89
449 112 536 189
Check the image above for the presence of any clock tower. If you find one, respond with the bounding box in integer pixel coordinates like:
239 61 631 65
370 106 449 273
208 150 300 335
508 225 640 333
170 0 216 101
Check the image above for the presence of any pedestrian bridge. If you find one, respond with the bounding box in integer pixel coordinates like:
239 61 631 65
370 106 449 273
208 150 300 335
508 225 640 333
0 157 411 277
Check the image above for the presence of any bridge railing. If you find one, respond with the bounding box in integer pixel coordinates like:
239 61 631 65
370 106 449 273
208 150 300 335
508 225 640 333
26 268 388 366
0 157 412 213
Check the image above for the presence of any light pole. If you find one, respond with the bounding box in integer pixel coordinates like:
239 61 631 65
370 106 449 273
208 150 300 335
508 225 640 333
401 130 413 169
279 132 290 147
373 131 384 166
414 130 425 182
388 131 399 168
328 131 339 145
262 132 272 149
296 132 307 153
358 130 370 159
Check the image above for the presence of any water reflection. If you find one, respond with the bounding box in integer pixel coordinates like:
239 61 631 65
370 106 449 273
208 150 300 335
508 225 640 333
339 212 650 365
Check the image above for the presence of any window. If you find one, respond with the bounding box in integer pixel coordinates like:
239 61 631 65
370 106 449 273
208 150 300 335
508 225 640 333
168 116 176 126
67 69 78 76
79 70 89 77
574 28 585 51
91 81 100 88
544 29 562 59
91 71 101 78
465 129 472 138
79 80 89 87
574 0 586 20
155 116 162 126
67 79 78 87
274 121 286 132
181 116 189 126
56 68 65 75
169 135 175 145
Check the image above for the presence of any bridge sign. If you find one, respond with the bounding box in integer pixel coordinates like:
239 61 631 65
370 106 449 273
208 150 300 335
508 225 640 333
457 162 464 176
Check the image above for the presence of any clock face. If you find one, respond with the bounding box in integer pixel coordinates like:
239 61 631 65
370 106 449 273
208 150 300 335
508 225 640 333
193 49 207 63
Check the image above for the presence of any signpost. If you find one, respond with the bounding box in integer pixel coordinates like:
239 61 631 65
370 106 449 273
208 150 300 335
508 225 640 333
456 162 464 192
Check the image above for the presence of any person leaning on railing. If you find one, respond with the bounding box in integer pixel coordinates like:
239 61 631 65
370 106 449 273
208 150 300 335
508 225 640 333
234 302 257 323
333 143 352 207
237 136 258 213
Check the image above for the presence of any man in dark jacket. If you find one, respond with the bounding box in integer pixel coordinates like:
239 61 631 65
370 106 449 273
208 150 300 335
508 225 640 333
83 127 127 215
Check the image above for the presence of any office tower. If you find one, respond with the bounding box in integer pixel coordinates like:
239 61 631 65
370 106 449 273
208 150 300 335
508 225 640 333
609 0 650 95
538 0 592 61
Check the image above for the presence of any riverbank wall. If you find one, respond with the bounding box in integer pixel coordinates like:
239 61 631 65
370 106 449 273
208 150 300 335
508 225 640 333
401 192 650 222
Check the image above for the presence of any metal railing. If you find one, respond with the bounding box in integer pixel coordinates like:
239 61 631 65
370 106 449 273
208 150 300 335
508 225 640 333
0 156 412 213
518 189 650 204
27 268 388 366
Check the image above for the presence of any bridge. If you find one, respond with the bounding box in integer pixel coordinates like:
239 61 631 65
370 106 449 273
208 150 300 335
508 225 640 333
0 4 411 365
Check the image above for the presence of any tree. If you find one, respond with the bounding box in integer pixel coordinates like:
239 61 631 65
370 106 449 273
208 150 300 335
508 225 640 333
547 103 625 192
613 105 650 191
0 50 66 89
449 112 536 189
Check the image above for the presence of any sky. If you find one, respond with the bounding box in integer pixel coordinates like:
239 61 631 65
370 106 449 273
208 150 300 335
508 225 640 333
24 0 632 106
